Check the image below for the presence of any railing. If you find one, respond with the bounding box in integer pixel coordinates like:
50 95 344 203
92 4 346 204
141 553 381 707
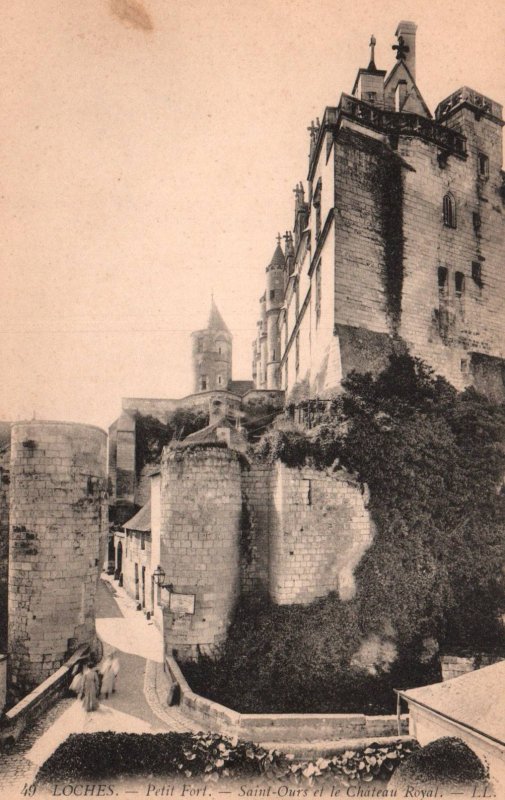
338 93 467 158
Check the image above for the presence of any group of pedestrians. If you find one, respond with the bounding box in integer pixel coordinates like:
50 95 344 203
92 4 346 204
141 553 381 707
69 651 120 712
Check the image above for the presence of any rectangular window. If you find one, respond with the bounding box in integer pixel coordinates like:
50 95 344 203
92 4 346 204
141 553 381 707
455 271 465 298
438 266 448 296
472 260 483 287
270 289 275 300
197 338 203 353
141 534 145 551
472 212 481 233
478 152 489 179
200 376 207 391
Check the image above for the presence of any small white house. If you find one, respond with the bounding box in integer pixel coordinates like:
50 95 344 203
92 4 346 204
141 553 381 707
398 660 505 791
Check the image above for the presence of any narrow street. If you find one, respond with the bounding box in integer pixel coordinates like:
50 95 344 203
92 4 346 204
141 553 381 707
0 576 193 791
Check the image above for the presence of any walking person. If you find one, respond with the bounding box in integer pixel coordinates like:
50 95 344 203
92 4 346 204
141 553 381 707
100 653 115 699
69 662 84 697
81 662 100 712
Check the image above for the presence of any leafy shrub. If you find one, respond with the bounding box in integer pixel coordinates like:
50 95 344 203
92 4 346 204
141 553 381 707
135 409 208 471
254 427 311 467
35 731 416 786
390 737 488 788
181 594 440 714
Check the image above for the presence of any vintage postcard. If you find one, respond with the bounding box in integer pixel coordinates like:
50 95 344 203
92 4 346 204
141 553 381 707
1 1 505 798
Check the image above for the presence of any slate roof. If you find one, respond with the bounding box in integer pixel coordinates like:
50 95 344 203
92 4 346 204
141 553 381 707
123 498 151 533
399 660 505 744
207 299 231 335
228 380 255 396
269 242 286 268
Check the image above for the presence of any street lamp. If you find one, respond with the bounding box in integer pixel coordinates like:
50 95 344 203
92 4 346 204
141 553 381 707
152 565 173 592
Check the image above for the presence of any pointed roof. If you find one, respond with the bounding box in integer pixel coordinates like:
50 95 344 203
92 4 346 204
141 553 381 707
207 298 231 335
269 242 286 269
384 59 432 118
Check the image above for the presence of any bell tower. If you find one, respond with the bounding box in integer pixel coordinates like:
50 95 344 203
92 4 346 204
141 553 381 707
191 298 233 393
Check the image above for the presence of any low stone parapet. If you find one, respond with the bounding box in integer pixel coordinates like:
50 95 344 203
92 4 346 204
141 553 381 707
166 655 408 748
0 645 88 747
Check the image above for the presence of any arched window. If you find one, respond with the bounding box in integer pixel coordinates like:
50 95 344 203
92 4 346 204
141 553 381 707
443 193 456 228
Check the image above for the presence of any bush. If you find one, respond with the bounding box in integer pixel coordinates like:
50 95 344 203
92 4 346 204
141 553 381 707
35 731 416 786
390 737 488 788
181 594 440 714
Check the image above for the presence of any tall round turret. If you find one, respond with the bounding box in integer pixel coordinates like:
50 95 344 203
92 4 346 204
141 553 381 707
191 299 232 393
8 421 107 693
265 239 286 389
160 446 242 658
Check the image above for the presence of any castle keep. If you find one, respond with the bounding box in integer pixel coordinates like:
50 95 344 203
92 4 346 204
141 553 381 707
252 22 505 401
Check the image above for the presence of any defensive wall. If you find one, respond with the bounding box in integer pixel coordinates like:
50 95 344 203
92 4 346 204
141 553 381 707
159 444 373 658
8 421 108 694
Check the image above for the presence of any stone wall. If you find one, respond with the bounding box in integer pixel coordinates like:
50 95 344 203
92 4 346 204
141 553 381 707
8 421 108 693
160 446 242 657
240 464 273 593
440 653 505 682
122 529 152 612
157 446 374 657
268 464 373 605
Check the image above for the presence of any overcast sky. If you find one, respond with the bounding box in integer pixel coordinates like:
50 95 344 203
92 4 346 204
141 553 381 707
1 0 504 429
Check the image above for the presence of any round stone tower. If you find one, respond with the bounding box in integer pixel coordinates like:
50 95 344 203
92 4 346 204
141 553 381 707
8 421 108 692
160 445 242 658
265 238 286 389
191 299 232 393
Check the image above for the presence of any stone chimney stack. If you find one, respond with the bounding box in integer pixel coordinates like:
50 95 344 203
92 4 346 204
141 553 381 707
395 21 417 79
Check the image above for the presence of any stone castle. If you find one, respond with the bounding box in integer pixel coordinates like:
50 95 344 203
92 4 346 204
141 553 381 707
1 20 505 693
252 21 505 402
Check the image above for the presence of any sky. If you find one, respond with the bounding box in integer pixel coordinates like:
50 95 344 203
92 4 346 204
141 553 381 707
1 0 504 429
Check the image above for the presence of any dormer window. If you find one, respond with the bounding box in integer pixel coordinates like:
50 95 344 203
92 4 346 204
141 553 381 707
443 193 456 228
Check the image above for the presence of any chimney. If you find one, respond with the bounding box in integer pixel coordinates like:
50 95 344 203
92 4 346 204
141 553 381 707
395 21 417 80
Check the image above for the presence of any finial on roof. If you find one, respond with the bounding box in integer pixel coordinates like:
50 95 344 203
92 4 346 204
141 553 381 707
368 34 377 70
392 35 410 61
276 232 282 245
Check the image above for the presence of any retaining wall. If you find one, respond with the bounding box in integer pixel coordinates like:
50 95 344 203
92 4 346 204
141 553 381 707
166 656 408 747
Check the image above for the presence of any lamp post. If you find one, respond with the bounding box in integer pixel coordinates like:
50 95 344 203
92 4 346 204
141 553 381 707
152 565 173 592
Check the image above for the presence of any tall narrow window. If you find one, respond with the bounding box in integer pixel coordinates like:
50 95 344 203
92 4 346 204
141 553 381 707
200 376 207 391
313 179 322 240
455 271 465 298
315 262 322 324
478 152 489 179
472 260 483 287
438 266 449 297
443 193 456 228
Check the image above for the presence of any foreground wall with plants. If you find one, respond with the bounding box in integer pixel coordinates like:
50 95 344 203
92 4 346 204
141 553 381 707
35 731 416 786
183 355 505 713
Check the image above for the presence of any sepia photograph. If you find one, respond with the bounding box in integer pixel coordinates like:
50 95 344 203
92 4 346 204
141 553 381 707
1 0 505 797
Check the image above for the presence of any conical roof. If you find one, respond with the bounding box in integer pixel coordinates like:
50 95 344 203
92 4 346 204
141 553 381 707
269 242 286 269
207 298 231 335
